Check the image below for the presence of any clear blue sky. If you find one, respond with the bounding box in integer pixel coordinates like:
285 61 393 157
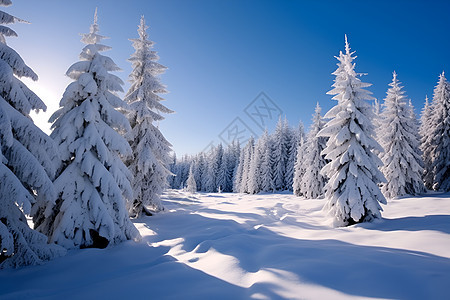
6 0 450 155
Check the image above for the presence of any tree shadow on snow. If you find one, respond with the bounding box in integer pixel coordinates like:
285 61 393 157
144 207 450 300
0 239 247 300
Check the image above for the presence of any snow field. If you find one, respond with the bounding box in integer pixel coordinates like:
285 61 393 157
1 190 450 299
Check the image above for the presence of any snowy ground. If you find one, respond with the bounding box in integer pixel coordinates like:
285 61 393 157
1 190 450 300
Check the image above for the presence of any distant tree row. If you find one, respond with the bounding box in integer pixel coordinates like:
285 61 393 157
0 2 172 268
169 117 305 194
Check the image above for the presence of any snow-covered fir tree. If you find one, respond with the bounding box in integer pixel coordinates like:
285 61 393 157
284 119 297 192
186 164 197 193
205 144 223 192
379 72 425 198
300 103 328 199
372 98 383 156
228 140 241 187
124 16 173 217
217 149 233 192
176 155 190 189
272 117 288 191
0 0 65 268
424 72 450 191
259 130 275 193
239 137 254 193
42 10 140 248
167 152 177 188
248 133 266 194
319 36 386 226
419 95 433 188
193 153 206 192
293 133 307 196
233 146 245 192
182 156 191 188
407 98 423 168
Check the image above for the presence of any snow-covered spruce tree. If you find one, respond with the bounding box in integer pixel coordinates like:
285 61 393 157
272 117 288 191
419 95 433 188
194 153 206 192
124 16 173 217
167 152 176 188
205 144 223 192
300 103 328 199
239 137 254 193
295 120 306 149
173 155 190 189
42 10 140 249
292 134 307 196
186 164 197 193
171 155 185 189
282 119 295 192
318 36 386 226
248 132 266 194
228 140 241 187
379 72 425 198
372 98 383 157
233 146 245 192
0 0 66 268
259 130 274 193
408 98 423 168
217 149 232 192
426 72 450 191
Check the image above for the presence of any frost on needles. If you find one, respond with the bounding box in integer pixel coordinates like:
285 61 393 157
0 0 65 268
319 36 386 227
39 9 140 249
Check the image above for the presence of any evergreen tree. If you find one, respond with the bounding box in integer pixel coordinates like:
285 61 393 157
178 155 190 189
272 117 288 190
419 95 433 188
284 119 297 191
233 147 245 192
379 72 425 198
248 133 266 194
372 98 383 157
319 36 386 226
194 153 206 192
300 103 328 199
259 130 275 193
240 137 254 193
170 156 183 189
124 16 173 217
217 149 232 192
205 144 223 192
186 164 197 193
42 10 140 248
426 72 450 191
167 152 177 189
0 0 65 267
293 135 307 196
228 140 241 186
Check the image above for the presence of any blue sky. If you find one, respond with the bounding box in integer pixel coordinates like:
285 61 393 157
6 0 450 155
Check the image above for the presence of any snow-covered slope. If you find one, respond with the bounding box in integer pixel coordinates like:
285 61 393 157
1 191 450 299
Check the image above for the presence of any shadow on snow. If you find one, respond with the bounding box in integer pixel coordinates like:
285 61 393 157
142 196 450 300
